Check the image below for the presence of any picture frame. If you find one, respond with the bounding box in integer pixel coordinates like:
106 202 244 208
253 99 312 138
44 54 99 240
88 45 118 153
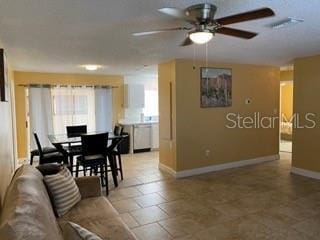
200 67 232 108
0 49 9 102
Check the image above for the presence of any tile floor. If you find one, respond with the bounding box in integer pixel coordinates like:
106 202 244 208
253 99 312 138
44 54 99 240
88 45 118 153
108 152 320 240
280 140 292 153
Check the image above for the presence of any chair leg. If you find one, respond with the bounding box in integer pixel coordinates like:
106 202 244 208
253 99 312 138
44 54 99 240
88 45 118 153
114 156 118 176
100 164 104 186
108 154 118 187
30 153 35 165
83 166 86 176
69 155 74 176
75 162 79 178
118 153 124 180
104 162 109 195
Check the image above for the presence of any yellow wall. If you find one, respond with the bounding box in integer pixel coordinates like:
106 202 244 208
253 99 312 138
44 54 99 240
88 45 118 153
292 55 320 172
159 59 280 172
281 83 293 121
158 61 177 171
14 71 124 159
280 70 293 82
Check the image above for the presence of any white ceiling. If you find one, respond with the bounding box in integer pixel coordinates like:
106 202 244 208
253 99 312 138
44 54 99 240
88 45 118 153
0 0 320 77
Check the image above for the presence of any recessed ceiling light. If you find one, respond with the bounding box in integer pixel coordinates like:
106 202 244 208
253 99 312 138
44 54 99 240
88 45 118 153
81 65 102 71
270 17 304 29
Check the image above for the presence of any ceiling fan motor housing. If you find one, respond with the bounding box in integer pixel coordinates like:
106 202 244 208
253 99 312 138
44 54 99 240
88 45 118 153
186 3 217 23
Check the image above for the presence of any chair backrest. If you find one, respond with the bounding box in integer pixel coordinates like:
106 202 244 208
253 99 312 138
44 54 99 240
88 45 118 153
113 125 124 136
81 132 108 156
112 125 124 151
113 125 120 136
119 126 124 135
33 133 43 155
66 125 87 137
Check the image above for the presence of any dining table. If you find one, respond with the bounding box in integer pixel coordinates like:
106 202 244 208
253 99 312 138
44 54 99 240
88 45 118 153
48 131 128 187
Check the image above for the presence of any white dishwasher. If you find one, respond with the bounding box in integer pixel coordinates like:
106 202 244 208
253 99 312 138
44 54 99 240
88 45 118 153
133 124 152 153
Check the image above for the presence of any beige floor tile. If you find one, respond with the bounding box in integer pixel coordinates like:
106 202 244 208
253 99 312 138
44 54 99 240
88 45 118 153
293 192 320 210
112 199 141 213
212 202 247 220
159 215 205 238
109 152 320 239
119 213 140 228
251 210 299 231
189 207 230 228
130 206 169 225
108 187 142 202
118 178 143 188
222 216 282 240
158 199 203 217
194 224 242 240
134 193 167 207
132 223 172 240
272 202 318 221
157 190 191 201
275 228 316 240
137 182 165 194
291 214 320 239
173 235 198 240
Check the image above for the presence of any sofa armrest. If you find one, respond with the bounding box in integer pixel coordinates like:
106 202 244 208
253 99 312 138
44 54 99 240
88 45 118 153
75 176 102 199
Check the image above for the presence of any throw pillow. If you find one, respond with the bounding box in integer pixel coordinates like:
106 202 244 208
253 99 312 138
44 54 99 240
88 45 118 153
60 221 103 240
44 167 81 217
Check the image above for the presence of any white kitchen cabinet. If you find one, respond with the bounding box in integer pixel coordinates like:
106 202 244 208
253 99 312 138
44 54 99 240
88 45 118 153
124 84 145 108
151 123 159 149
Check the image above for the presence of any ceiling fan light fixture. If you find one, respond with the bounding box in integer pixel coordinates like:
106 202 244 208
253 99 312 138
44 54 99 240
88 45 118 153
81 64 102 71
189 31 213 44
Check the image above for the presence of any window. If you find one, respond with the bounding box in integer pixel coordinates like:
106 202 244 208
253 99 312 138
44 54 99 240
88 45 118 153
51 87 96 134
143 90 158 117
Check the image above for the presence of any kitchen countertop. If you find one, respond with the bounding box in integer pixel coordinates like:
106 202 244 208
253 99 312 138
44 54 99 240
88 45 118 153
118 119 159 126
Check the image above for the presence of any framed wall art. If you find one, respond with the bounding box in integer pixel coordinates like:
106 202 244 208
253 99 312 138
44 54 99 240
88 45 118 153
0 49 9 102
200 67 232 108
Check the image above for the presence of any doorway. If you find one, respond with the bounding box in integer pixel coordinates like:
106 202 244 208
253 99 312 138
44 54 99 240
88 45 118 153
280 81 293 153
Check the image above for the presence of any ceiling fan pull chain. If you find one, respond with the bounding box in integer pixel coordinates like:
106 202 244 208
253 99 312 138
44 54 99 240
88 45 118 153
193 45 196 70
205 41 209 69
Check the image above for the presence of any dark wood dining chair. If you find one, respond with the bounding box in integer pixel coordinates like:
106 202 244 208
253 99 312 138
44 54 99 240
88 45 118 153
76 132 113 195
113 125 123 136
66 125 87 138
65 125 87 175
33 133 67 165
30 146 59 165
108 126 125 180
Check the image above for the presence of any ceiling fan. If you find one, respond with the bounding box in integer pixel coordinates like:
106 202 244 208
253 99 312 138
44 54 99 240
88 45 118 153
133 3 275 46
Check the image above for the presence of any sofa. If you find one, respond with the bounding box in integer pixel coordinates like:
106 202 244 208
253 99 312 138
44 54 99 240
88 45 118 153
0 165 137 240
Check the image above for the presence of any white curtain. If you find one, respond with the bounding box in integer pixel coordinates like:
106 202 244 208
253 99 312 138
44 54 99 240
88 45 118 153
29 87 53 150
95 88 113 132
51 86 96 134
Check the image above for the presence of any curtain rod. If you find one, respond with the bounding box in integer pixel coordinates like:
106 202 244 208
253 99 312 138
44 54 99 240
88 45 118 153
17 84 118 89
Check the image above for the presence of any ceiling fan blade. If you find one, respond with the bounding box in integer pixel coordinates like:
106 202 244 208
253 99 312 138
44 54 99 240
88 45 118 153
216 8 275 25
133 27 188 36
158 8 187 19
216 27 258 39
180 37 193 46
158 7 196 23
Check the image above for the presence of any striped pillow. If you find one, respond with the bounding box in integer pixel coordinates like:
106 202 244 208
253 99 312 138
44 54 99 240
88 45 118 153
44 167 81 217
65 222 103 240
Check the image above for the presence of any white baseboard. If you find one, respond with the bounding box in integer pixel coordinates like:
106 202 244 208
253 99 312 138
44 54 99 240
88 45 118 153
159 154 280 178
18 158 27 163
158 163 177 177
291 167 320 180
